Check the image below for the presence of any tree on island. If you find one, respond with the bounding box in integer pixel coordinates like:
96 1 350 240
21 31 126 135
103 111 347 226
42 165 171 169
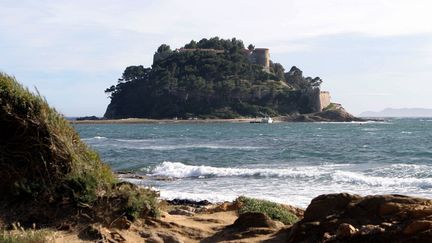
157 44 171 53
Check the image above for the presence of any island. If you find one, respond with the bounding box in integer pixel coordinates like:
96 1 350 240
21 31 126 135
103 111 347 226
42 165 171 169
104 37 362 122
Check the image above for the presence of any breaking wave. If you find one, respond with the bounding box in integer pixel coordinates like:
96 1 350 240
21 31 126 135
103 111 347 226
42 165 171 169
147 161 432 189
82 136 107 141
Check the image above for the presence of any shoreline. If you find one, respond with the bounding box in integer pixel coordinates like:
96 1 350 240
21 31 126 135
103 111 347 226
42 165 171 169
69 109 375 124
69 117 281 124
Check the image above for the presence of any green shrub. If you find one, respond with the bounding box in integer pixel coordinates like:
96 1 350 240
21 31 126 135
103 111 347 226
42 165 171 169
111 183 159 219
0 72 159 223
236 196 298 225
0 72 115 200
323 102 339 111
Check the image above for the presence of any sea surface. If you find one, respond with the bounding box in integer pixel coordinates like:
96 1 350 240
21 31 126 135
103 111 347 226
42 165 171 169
74 118 432 208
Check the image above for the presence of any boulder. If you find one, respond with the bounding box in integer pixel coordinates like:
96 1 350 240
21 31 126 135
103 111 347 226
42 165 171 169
232 212 279 229
336 223 357 238
287 193 432 242
79 224 103 241
156 232 184 243
110 216 132 229
168 208 195 216
403 220 432 235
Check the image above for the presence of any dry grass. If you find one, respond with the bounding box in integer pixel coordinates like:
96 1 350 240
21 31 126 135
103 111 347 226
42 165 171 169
0 225 52 243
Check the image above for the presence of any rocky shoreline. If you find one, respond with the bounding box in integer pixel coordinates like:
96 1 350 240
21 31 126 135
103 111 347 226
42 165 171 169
70 108 370 124
35 193 432 242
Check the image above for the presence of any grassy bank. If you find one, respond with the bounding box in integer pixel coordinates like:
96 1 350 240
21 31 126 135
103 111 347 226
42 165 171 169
0 72 158 227
236 196 299 225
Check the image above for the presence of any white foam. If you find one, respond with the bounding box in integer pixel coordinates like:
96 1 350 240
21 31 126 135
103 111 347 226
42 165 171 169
159 189 237 203
148 162 432 189
332 170 432 188
148 161 330 178
125 162 432 208
362 128 380 131
82 136 107 141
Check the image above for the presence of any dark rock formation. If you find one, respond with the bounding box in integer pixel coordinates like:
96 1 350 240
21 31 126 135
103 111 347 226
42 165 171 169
282 106 365 122
76 116 102 121
166 198 212 206
232 212 280 229
287 193 432 243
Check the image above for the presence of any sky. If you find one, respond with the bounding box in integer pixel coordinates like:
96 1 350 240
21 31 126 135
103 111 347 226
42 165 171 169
1 0 432 116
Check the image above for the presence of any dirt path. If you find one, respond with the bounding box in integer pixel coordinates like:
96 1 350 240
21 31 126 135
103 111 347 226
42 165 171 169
53 207 289 242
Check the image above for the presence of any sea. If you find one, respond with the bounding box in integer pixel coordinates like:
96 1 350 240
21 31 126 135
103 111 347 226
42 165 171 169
74 118 432 208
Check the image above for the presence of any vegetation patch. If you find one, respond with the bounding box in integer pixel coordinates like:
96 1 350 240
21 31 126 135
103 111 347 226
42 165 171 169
323 102 339 111
0 227 51 243
236 196 298 225
0 72 158 225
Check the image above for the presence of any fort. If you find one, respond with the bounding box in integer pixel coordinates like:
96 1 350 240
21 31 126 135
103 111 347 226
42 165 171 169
319 91 331 111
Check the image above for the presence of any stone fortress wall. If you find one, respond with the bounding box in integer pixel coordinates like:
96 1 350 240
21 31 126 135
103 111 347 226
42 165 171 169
306 89 332 112
319 91 331 111
247 48 270 72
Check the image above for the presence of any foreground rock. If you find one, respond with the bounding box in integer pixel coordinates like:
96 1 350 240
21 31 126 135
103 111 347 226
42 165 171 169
201 212 287 242
287 193 432 243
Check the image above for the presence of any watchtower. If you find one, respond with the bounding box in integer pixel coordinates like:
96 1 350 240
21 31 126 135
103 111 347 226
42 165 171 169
247 48 270 72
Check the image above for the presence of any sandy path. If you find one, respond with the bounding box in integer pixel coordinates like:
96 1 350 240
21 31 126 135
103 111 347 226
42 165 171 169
52 208 288 242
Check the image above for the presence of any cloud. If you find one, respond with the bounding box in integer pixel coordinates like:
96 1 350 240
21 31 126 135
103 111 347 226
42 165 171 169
1 0 432 115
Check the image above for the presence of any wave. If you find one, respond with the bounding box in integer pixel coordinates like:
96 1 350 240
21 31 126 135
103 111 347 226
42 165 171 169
158 189 237 203
362 128 380 131
332 171 432 189
114 138 154 143
82 136 107 141
147 162 432 189
148 161 331 179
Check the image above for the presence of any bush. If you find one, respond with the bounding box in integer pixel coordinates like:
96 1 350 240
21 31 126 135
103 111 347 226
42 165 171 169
0 73 159 224
0 73 115 200
236 196 298 225
323 102 336 111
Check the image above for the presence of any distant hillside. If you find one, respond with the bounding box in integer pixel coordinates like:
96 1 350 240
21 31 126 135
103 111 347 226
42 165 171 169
104 37 325 119
359 108 432 117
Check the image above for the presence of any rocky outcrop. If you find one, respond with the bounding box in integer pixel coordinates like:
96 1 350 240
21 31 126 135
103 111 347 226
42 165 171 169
232 212 281 229
282 106 365 122
287 193 432 243
202 212 285 242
